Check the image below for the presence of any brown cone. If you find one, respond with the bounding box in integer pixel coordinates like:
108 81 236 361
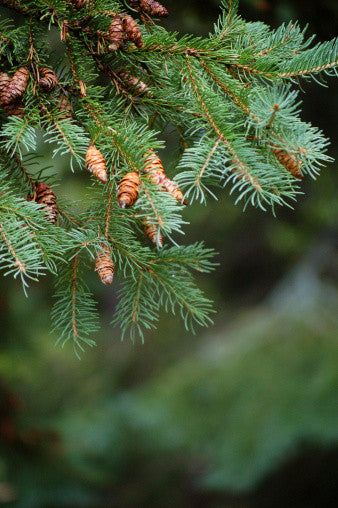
142 150 187 205
3 101 26 118
35 182 58 224
139 0 169 17
143 218 163 248
0 73 10 99
123 15 143 49
127 0 140 10
108 15 124 52
86 143 108 183
38 68 58 93
57 93 72 119
95 245 114 285
271 145 303 180
1 67 29 105
117 70 151 96
117 172 140 208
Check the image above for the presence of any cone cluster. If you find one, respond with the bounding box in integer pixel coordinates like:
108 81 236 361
109 14 143 52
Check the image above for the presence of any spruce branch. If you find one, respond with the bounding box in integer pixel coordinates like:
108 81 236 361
0 0 335 349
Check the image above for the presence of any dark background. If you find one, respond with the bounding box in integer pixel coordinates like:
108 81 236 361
0 1 337 506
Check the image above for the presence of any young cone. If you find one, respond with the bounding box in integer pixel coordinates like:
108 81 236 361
38 68 58 93
143 218 163 248
271 146 304 180
35 182 58 225
108 15 124 52
57 93 72 119
95 245 114 286
127 0 140 10
139 0 169 17
143 150 187 205
3 101 25 118
1 67 29 105
0 73 10 98
117 172 140 208
86 143 108 184
117 71 151 96
123 15 143 49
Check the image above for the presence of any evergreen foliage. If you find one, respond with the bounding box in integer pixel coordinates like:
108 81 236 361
0 0 336 349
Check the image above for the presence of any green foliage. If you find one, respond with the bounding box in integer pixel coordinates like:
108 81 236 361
0 0 336 349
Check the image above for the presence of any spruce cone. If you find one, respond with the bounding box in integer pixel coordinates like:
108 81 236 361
2 101 25 118
143 218 163 248
127 0 140 10
117 172 140 208
95 245 114 285
57 93 72 119
162 177 187 204
108 15 124 52
38 68 58 93
0 72 25 117
143 150 187 205
123 15 143 49
117 71 151 96
271 145 303 180
35 182 58 224
139 0 168 17
1 67 29 105
85 143 108 184
0 72 10 98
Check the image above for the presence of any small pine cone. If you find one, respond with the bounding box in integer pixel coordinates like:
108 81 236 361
123 15 143 49
95 245 114 285
117 71 151 96
1 67 29 105
139 0 169 17
57 93 72 119
117 171 140 208
143 218 163 248
162 176 187 205
108 15 124 52
2 101 25 118
142 150 187 205
35 182 58 224
85 143 108 184
127 0 140 10
0 73 10 98
38 68 58 93
143 149 165 175
271 145 303 180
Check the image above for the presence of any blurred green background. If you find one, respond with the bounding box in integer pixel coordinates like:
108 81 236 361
0 1 337 506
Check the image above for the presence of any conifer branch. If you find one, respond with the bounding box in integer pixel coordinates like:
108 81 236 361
0 219 26 274
0 0 335 348
185 54 263 193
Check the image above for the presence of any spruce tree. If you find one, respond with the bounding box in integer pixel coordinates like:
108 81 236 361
0 0 336 353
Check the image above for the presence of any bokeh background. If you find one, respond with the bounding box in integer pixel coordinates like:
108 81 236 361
0 0 337 506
